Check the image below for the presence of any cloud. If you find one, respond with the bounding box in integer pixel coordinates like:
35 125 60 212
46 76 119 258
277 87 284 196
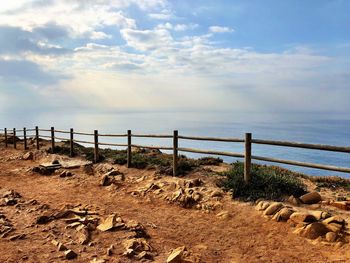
0 25 69 56
209 26 234 33
120 28 173 51
0 58 69 85
149 9 174 20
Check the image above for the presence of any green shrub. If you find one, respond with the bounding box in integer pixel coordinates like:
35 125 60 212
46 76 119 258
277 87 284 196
198 157 223 166
219 162 307 201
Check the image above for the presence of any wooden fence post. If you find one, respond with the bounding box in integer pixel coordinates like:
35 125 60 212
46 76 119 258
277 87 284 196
127 130 132 168
4 128 7 148
70 128 74 157
244 133 252 183
94 130 99 163
23 127 27 150
13 128 16 149
173 130 178 176
35 126 39 150
51 127 55 153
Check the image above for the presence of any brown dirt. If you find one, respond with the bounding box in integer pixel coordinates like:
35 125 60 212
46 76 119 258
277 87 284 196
0 145 350 263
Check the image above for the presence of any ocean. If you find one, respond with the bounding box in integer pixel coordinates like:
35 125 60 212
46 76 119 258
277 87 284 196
2 111 350 178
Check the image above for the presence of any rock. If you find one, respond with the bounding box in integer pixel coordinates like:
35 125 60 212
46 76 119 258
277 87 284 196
325 223 343 233
4 198 17 206
52 159 60 165
22 152 33 160
299 192 322 204
289 212 317 225
100 175 111 186
136 251 153 260
8 233 26 241
272 207 294 222
255 201 270 211
308 210 328 221
64 250 77 260
107 245 114 256
97 214 124 231
167 246 186 263
216 211 231 220
325 232 337 242
322 216 345 226
301 222 329 239
329 201 349 211
90 259 106 263
185 179 203 188
58 243 68 251
263 202 283 216
210 190 223 198
287 195 301 206
77 227 90 244
36 215 53 224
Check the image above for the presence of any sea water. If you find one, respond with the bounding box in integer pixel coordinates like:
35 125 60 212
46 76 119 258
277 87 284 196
2 111 350 178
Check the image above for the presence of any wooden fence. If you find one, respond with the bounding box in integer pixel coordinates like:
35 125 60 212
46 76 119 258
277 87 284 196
1 127 350 182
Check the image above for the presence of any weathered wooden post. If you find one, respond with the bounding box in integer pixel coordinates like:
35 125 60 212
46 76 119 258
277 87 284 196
35 126 39 150
13 128 16 149
23 127 27 150
51 127 55 153
70 128 74 157
94 130 99 163
173 130 178 176
244 133 252 183
127 130 132 168
4 128 7 148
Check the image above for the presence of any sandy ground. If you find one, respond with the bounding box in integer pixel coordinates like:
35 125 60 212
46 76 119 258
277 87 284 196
0 145 350 263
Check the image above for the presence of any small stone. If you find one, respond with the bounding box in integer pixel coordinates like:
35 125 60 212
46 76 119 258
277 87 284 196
325 232 337 242
107 245 114 256
58 243 67 251
100 175 111 186
216 211 231 220
263 202 283 216
210 190 223 198
287 195 301 206
4 198 17 206
77 227 90 244
166 246 186 263
322 216 345 226
97 214 124 231
36 215 52 224
299 192 322 204
22 152 33 160
8 233 26 241
64 250 77 260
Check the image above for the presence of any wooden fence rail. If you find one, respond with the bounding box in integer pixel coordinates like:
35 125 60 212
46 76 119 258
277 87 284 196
2 126 350 182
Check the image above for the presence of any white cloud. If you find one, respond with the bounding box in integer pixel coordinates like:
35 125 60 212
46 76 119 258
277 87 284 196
149 9 174 20
209 26 234 33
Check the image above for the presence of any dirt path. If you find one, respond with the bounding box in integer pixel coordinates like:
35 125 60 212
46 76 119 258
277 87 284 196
0 147 349 263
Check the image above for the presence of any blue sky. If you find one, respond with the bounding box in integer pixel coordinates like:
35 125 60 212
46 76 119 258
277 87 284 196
0 0 350 127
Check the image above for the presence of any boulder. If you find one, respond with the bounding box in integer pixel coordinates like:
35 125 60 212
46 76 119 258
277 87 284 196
272 207 294 222
263 202 283 216
308 210 330 221
299 192 322 204
301 222 329 239
289 212 317 225
167 246 186 263
255 201 270 211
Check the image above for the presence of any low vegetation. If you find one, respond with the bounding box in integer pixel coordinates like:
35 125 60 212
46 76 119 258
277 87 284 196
219 162 307 201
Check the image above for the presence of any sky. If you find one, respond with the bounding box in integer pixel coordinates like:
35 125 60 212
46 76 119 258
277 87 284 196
0 0 350 127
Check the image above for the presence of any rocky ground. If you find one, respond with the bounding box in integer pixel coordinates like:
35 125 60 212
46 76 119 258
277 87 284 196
0 140 350 262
